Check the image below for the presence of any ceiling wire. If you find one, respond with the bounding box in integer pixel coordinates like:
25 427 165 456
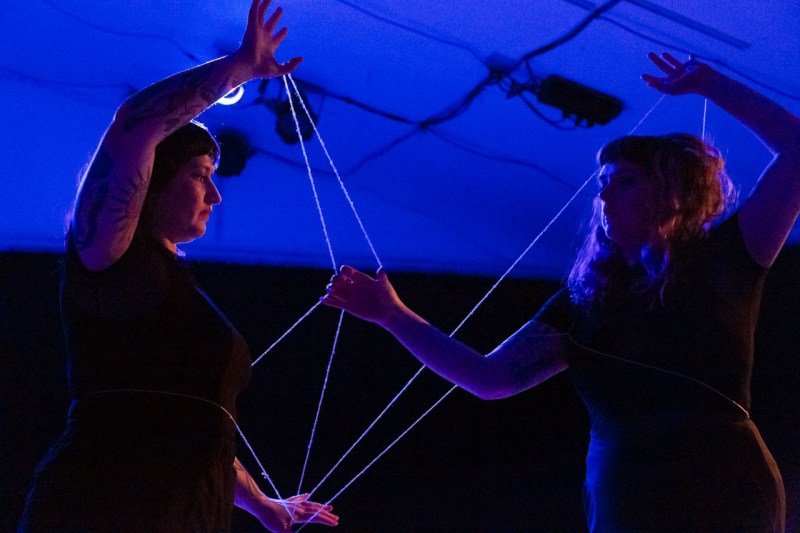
37 0 201 63
330 0 486 64
14 0 799 185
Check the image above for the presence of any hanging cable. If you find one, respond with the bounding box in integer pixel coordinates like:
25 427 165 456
38 0 201 63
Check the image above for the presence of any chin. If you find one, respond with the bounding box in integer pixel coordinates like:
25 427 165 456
177 227 206 245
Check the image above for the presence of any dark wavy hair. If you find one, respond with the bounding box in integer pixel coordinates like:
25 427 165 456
140 121 220 227
150 121 219 190
568 133 737 306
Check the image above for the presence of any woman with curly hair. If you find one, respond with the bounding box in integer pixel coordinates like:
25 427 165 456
322 53 800 531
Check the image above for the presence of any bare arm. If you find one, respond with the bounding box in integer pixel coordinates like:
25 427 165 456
233 458 338 532
644 53 800 267
73 0 302 271
322 267 568 400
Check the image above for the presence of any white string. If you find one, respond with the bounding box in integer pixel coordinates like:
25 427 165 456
287 74 384 269
303 332 571 500
631 93 666 133
297 309 345 495
296 384 459 533
305 93 670 507
279 74 360 510
251 301 322 367
84 389 292 515
306 364 427 498
282 75 338 273
702 97 708 140
302 169 597 500
451 169 599 336
565 334 750 418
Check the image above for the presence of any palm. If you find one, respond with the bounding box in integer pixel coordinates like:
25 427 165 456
642 52 711 96
239 0 302 79
323 267 400 325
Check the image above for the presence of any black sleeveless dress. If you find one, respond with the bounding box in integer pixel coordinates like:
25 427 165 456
19 230 252 532
535 214 785 532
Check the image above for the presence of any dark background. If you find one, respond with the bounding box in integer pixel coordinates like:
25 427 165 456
3 248 798 532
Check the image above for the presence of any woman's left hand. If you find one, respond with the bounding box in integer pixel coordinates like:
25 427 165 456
642 52 715 96
235 0 303 79
256 493 338 532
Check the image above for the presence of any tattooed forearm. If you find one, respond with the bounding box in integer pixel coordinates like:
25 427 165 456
123 64 239 134
74 150 115 250
497 321 567 395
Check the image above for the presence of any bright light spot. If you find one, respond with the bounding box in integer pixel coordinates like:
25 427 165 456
218 85 245 106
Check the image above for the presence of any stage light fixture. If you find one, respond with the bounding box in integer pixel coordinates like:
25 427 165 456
218 85 245 106
274 87 317 144
215 129 252 177
536 75 623 127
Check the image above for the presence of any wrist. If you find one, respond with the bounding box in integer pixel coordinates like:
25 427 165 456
381 301 425 333
223 52 257 87
696 66 728 99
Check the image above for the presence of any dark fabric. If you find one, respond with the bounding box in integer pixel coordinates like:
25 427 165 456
535 214 785 532
19 230 252 532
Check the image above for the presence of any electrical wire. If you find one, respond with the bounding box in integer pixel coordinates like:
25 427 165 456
38 0 201 63
516 0 624 71
330 0 486 65
427 129 576 190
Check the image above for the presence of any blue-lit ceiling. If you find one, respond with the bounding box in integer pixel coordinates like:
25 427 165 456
4 0 799 278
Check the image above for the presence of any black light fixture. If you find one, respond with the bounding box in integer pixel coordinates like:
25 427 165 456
535 75 623 127
215 129 252 177
274 85 318 144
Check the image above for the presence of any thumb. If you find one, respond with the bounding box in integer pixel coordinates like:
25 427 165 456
376 268 390 285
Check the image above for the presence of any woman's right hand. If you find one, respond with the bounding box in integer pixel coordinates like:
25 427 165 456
321 266 403 326
641 52 716 97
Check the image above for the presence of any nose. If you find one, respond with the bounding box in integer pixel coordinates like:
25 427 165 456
598 182 612 204
206 179 222 205
597 185 608 203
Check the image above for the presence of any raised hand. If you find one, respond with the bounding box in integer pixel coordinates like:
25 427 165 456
236 0 303 79
321 266 403 326
642 52 715 96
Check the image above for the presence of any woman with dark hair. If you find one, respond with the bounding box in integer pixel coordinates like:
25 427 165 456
19 1 338 531
322 54 800 531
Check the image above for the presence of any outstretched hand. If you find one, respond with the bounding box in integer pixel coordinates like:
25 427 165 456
321 266 402 326
236 0 303 79
258 493 338 532
642 52 715 96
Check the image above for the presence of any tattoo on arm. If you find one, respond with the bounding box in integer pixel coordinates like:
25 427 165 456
499 322 565 394
74 150 115 250
105 166 150 242
123 67 237 134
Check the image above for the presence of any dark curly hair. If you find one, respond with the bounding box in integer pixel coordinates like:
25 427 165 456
568 133 737 305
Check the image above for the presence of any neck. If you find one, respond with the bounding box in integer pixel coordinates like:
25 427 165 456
148 226 178 254
621 244 642 266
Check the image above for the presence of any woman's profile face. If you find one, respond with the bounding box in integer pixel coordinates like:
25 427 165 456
597 160 657 255
149 154 221 250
